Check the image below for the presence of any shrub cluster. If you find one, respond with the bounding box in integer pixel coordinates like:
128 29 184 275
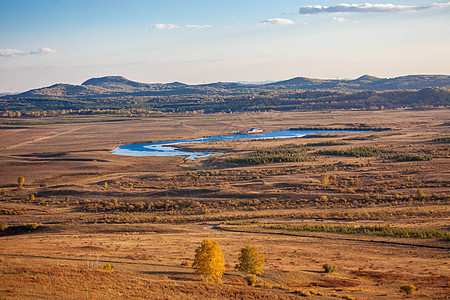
322 263 337 273
316 146 386 158
388 153 431 162
227 144 309 165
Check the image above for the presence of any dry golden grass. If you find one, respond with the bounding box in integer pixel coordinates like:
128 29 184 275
0 109 449 299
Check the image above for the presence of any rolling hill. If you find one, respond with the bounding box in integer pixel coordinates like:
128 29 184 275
1 74 449 113
6 74 450 99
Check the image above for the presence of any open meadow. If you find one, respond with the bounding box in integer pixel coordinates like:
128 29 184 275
0 109 449 299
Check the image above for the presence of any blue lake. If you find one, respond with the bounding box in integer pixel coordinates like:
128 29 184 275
112 129 364 160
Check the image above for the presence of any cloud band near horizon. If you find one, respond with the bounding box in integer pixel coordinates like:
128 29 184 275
151 24 212 30
0 47 56 57
299 2 450 14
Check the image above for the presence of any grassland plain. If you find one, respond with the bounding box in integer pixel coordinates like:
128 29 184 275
0 109 449 299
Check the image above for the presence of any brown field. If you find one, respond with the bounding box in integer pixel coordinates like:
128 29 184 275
0 109 449 299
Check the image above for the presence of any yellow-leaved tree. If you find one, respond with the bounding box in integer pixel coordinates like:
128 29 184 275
235 245 265 275
193 238 225 281
17 176 25 188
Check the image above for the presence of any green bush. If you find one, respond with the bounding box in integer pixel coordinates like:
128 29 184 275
322 263 337 273
400 284 416 294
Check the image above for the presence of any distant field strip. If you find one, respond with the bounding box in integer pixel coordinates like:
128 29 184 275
216 224 449 250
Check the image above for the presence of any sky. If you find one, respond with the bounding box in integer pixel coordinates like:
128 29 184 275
0 0 449 92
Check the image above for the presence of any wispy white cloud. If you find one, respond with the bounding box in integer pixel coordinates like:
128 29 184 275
29 47 57 55
0 49 26 57
257 18 295 25
332 17 348 23
299 2 450 14
183 24 212 29
0 47 57 57
151 23 212 30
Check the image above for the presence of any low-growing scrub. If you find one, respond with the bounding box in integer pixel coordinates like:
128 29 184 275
323 263 337 273
22 223 41 230
400 284 416 295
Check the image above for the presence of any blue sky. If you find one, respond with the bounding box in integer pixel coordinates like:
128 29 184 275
0 0 449 92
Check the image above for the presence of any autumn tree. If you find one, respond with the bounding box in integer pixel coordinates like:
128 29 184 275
193 238 225 281
17 176 25 188
235 245 265 275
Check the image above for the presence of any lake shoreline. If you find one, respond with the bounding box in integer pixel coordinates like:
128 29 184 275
112 128 371 159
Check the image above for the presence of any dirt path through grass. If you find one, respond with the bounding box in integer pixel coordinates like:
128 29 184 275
4 125 87 151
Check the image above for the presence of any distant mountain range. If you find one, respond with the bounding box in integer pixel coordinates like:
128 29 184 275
5 74 450 100
1 75 448 113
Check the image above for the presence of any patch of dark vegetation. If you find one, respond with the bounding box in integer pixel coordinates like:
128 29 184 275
316 146 388 157
433 137 450 143
226 144 310 165
0 223 44 237
389 153 432 162
311 279 359 288
263 223 450 240
316 146 432 161
343 135 377 141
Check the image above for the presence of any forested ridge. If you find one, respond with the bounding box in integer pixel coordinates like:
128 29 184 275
1 75 449 114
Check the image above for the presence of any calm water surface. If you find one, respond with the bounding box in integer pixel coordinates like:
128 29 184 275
112 129 362 160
